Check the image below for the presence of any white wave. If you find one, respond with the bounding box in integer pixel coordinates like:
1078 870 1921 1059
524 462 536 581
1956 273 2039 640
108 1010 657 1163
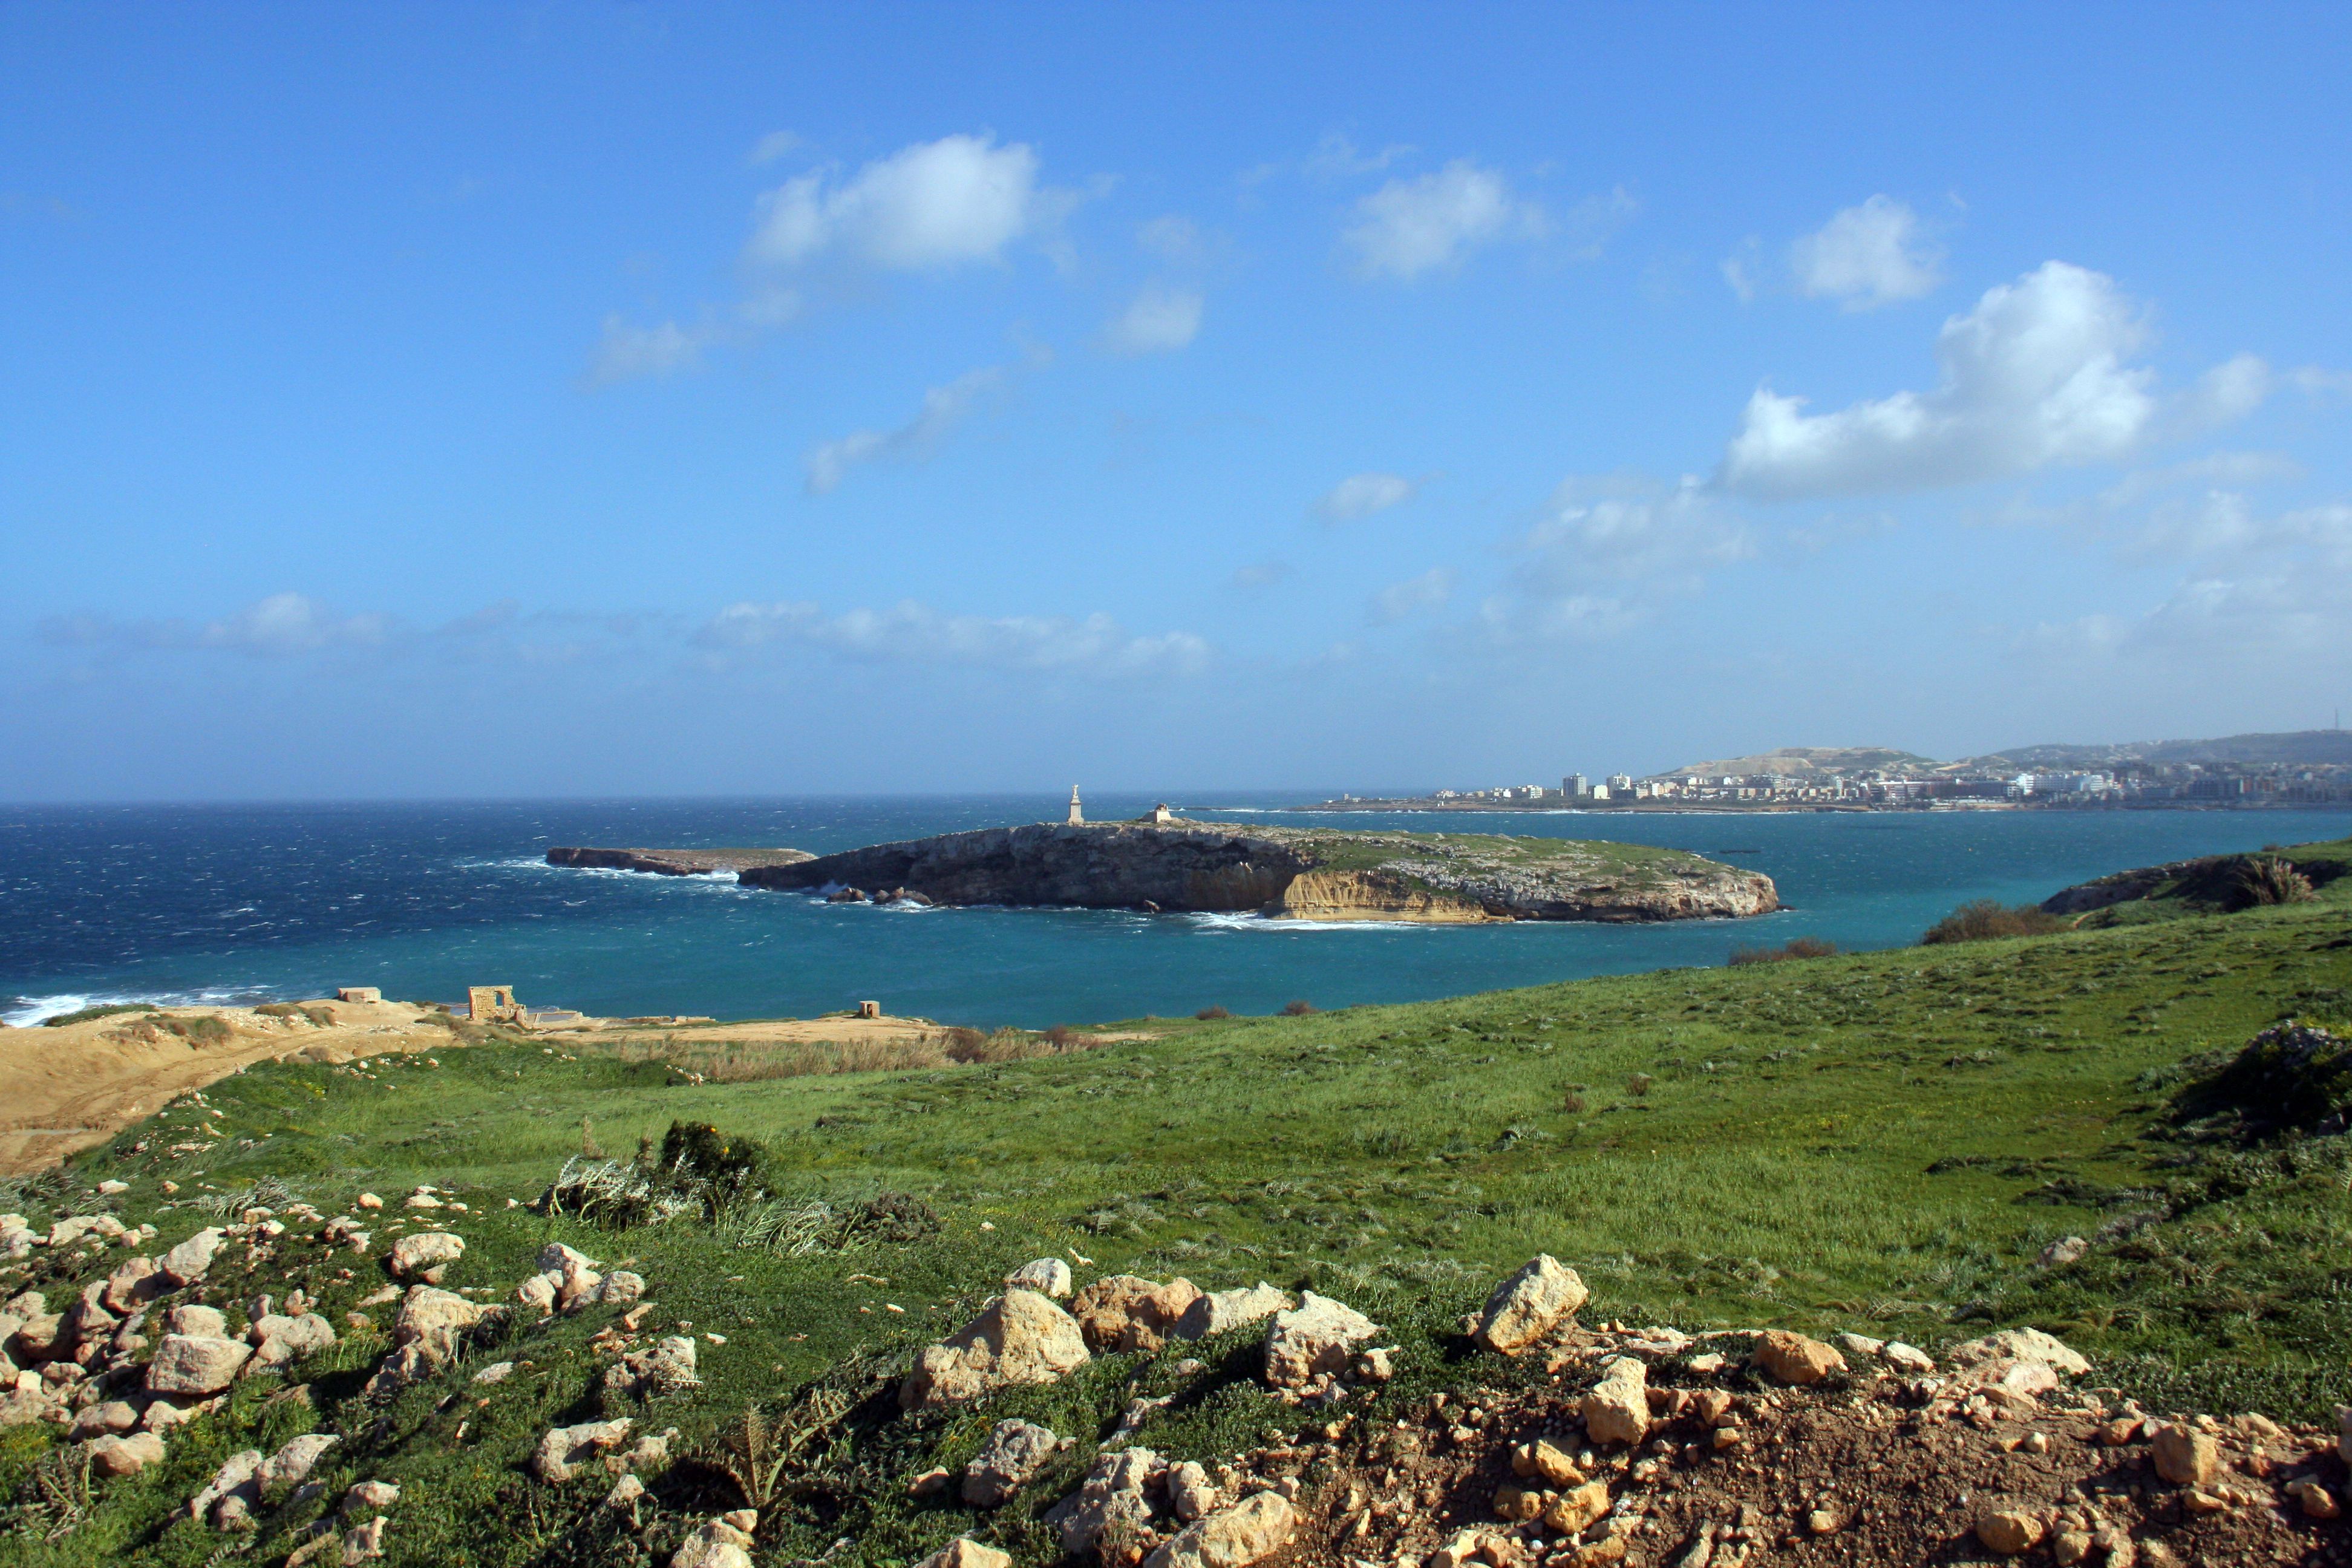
4 985 281 1028
1181 911 1439 934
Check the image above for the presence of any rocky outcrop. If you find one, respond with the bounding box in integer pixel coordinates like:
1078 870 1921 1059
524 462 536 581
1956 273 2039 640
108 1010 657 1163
739 820 1777 924
546 847 814 876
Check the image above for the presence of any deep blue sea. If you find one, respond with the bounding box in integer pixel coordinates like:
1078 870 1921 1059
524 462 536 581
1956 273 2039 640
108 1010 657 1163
2 796 2345 1029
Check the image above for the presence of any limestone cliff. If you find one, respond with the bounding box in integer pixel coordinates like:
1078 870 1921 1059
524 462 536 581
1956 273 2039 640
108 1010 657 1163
735 819 1777 923
546 847 814 876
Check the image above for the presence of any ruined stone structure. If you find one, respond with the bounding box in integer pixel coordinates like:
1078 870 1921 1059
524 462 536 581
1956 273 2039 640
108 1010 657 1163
466 985 523 1024
336 987 381 1004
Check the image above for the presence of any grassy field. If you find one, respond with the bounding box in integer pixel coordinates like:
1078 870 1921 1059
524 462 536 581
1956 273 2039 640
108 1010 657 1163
1 838 2347 1565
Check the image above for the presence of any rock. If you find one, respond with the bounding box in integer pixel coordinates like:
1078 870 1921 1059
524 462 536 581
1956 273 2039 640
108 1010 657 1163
538 1241 600 1272
342 1515 388 1563
1073 1274 1206 1353
89 1429 166 1475
166 1304 229 1339
1262 1292 1376 1390
356 1193 382 1210
96 1178 129 1195
189 1448 265 1523
1169 1459 1218 1521
1835 1331 1884 1358
261 1432 341 1488
70 1399 142 1440
1751 1330 1845 1385
148 1334 254 1395
673 1514 758 1568
2051 1527 2095 1565
918 1541 1014 1568
1006 1258 1074 1298
516 1273 560 1315
2039 1235 2089 1267
962 1418 1061 1506
387 1232 464 1278
1511 1437 1586 1485
599 1270 646 1305
1143 1489 1297 1568
1174 1282 1294 1342
534 1418 634 1484
1475 1255 1589 1355
1975 1504 2045 1555
2289 1480 2342 1521
1048 1448 1161 1558
605 1336 699 1399
393 1285 483 1343
607 1474 646 1509
141 1396 201 1432
1946 1328 2091 1377
249 1313 338 1372
102 1256 166 1313
472 1361 515 1385
1882 1341 1936 1373
11 1313 63 1362
1541 1481 1611 1537
159 1227 226 1286
0 1385 62 1427
2149 1423 2221 1486
901 1290 1091 1409
1579 1357 1650 1446
555 1258 604 1312
345 1479 400 1511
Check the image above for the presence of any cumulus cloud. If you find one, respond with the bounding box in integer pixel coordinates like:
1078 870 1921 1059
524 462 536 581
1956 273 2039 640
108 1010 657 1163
748 133 1060 272
1789 196 1944 309
1314 472 1420 523
1371 567 1455 623
1483 477 1751 641
747 129 804 165
697 599 1210 678
41 592 391 657
1138 214 1211 266
1720 236 1763 303
804 365 1008 494
1720 261 2268 500
1102 284 1203 355
584 315 745 387
1343 160 1541 279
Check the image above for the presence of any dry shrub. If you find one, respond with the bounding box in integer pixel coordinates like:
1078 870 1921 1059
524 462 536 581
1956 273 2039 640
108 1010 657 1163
1195 1004 1231 1021
1729 935 1838 966
1627 1073 1654 1097
1281 999 1316 1017
2226 855 2316 911
1920 899 2067 946
1561 1089 1587 1114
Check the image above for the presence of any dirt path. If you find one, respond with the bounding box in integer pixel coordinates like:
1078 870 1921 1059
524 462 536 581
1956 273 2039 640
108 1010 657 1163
0 999 455 1174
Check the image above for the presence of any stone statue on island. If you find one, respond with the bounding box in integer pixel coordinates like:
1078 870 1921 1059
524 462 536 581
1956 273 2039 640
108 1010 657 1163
1067 786 1083 826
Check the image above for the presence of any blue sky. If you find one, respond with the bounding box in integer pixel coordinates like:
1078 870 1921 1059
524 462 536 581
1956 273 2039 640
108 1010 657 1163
5 2 2350 799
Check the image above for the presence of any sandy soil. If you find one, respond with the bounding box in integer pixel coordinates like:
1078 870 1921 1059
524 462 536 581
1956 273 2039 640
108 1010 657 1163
599 1014 946 1047
0 1000 454 1174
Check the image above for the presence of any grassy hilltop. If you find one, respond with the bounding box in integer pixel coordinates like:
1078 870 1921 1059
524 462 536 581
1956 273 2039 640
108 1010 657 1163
1 840 2347 1565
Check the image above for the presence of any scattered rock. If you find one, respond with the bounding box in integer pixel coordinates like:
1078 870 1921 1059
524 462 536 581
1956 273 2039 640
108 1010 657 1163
1263 1292 1376 1390
605 1336 700 1399
901 1290 1090 1409
962 1418 1060 1506
2039 1235 2089 1267
534 1418 634 1484
1168 1459 1218 1521
261 1432 341 1488
599 1270 646 1305
1143 1489 1297 1568
1475 1255 1589 1354
472 1361 515 1385
70 1400 142 1440
2289 1479 2341 1521
147 1333 253 1396
165 1304 227 1338
1073 1274 1207 1353
159 1227 226 1287
1751 1330 1844 1385
1945 1328 2090 1378
189 1449 265 1525
2148 1422 2221 1487
1579 1356 1650 1446
917 1540 1012 1568
1005 1258 1074 1298
101 1256 166 1313
671 1511 757 1568
355 1193 382 1210
1174 1282 1294 1342
249 1313 338 1372
1882 1341 1936 1374
88 1429 166 1475
345 1479 400 1511
342 1514 388 1563
1974 1503 2045 1555
387 1232 464 1279
1047 1448 1161 1558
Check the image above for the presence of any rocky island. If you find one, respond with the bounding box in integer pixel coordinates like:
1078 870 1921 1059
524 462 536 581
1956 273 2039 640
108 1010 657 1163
730 817 1778 922
544 846 815 876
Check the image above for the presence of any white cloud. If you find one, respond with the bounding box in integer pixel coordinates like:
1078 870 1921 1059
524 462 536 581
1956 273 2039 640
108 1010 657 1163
697 599 1210 678
2290 365 2352 399
1314 471 1420 522
1720 261 2269 500
748 133 1057 272
1229 559 1292 592
1789 195 1945 310
747 130 804 165
1557 186 1639 261
1484 476 1751 642
584 315 740 387
1138 214 1209 266
1371 567 1455 623
1302 132 1415 181
41 592 390 657
1103 284 1203 356
1344 160 1540 280
1721 236 1762 302
804 366 1007 494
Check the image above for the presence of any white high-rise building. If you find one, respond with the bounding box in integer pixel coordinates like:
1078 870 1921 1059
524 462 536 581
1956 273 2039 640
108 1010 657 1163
1564 773 1590 798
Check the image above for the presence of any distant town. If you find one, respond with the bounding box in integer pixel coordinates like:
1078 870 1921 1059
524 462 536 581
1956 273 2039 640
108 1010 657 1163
1315 732 2352 812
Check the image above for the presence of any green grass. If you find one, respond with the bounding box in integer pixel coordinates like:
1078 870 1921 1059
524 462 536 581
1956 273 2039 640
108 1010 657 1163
2 839 2349 1564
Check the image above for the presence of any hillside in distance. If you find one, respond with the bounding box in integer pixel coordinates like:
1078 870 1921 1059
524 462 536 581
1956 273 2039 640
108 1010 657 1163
1665 730 2352 780
1664 745 1939 779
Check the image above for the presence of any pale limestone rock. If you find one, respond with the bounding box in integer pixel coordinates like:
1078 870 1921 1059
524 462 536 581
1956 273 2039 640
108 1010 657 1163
1173 1283 1293 1342
2149 1423 2221 1486
1006 1258 1074 1298
102 1256 165 1313
393 1285 483 1343
605 1336 699 1399
1883 1341 1936 1373
1751 1330 1845 1385
1578 1356 1649 1446
89 1429 166 1475
1975 1505 2045 1555
918 1540 1013 1568
148 1334 253 1396
1143 1490 1296 1568
387 1232 465 1279
261 1432 341 1488
1072 1274 1206 1353
341 1515 388 1563
159 1227 226 1286
1168 1460 1218 1522
537 1241 601 1273
1263 1292 1376 1389
534 1417 634 1483
516 1272 560 1314
962 1418 1060 1506
166 1304 228 1339
1475 1255 1588 1355
598 1270 646 1305
189 1448 264 1522
1946 1328 2090 1377
1047 1448 1160 1558
69 1399 141 1440
901 1290 1089 1409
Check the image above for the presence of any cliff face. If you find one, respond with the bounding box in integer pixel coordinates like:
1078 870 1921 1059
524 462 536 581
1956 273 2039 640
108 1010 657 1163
736 820 1777 923
546 847 815 876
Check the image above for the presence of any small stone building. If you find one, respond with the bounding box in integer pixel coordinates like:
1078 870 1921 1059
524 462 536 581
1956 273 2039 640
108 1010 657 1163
466 985 522 1024
336 987 381 1004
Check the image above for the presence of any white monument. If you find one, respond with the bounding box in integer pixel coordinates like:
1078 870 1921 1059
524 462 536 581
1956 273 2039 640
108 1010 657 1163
1067 786 1083 825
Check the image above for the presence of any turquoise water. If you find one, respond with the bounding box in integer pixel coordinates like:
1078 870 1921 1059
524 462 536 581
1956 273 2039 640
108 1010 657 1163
2 797 2344 1028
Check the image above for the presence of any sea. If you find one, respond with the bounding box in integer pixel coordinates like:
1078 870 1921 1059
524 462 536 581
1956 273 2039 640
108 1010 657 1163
2 796 2345 1030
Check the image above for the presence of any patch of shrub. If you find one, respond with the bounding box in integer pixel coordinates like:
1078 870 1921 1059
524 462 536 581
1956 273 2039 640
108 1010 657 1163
42 1004 155 1028
1627 1073 1654 1097
1281 999 1316 1016
1728 936 1838 965
1920 899 2068 945
1195 1005 1231 1021
255 1002 303 1018
661 1120 766 1191
2224 855 2316 911
2170 1021 2352 1139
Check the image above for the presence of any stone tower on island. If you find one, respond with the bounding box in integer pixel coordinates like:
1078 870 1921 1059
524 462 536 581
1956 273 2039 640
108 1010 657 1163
1067 786 1083 826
